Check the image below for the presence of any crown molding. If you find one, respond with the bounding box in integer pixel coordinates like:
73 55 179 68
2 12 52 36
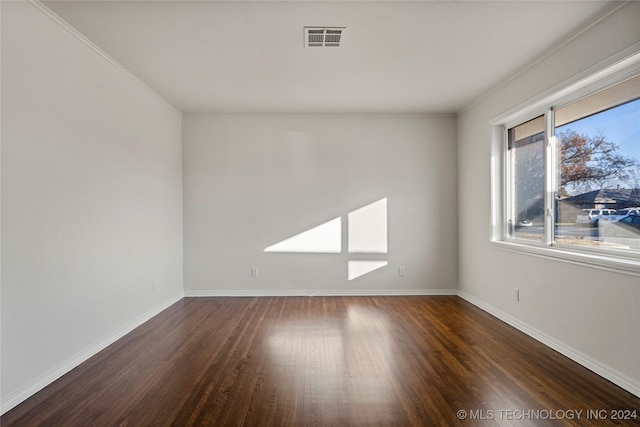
27 0 182 117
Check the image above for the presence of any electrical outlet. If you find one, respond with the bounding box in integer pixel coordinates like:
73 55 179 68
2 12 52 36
251 267 258 278
398 266 405 277
514 288 520 302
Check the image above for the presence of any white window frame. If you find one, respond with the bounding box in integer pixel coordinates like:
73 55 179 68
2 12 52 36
490 48 640 277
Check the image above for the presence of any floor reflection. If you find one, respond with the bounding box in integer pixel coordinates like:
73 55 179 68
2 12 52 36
266 303 402 423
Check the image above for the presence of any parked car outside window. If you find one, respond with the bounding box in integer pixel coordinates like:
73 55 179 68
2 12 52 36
607 208 640 223
575 208 616 226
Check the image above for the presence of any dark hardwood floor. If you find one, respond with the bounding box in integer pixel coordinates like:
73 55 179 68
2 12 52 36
2 296 639 426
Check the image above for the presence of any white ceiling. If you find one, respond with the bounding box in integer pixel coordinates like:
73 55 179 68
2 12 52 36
43 0 618 114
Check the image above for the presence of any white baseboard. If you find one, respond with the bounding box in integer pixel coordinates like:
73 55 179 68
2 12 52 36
0 293 184 415
184 288 458 297
457 290 640 398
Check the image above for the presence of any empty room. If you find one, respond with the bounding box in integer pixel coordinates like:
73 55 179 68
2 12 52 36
1 0 639 425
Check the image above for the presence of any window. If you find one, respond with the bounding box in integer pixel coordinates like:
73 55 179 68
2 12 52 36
507 115 545 242
493 54 640 275
555 83 640 250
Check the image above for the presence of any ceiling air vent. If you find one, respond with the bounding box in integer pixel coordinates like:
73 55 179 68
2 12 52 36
305 27 345 48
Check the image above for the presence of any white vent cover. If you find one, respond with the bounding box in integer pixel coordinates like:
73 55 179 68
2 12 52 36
305 27 345 48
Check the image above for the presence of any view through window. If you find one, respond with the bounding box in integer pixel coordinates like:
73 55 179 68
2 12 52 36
507 73 640 253
508 116 545 242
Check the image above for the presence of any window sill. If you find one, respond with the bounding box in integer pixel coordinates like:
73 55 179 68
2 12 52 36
489 240 640 277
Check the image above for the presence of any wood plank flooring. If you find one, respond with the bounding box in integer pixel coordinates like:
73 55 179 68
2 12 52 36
2 296 639 426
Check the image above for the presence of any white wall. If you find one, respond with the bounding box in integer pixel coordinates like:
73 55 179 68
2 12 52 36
4 0 636 414
1 1 183 411
457 2 640 395
183 114 457 295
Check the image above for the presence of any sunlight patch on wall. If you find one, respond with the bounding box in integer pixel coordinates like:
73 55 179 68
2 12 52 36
264 217 342 253
264 198 389 280
348 261 388 281
348 198 387 253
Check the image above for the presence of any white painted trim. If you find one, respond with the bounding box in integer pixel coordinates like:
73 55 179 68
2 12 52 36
184 112 456 119
491 45 640 126
488 46 640 279
3 289 637 415
0 293 184 415
0 0 3 417
461 1 631 115
27 0 182 117
457 290 640 398
184 289 458 297
490 241 640 278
